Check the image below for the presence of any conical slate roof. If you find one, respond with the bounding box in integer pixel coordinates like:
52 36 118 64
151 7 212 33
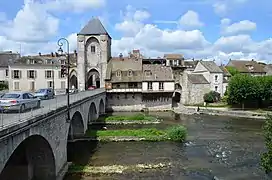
78 17 111 38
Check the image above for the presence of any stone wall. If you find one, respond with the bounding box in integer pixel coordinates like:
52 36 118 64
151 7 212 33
106 93 173 111
186 83 210 105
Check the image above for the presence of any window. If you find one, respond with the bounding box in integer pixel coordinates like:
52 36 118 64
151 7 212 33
5 69 8 77
128 70 133 76
116 70 121 77
59 71 65 78
125 94 127 99
159 82 164 90
45 70 52 78
12 70 21 79
29 81 35 91
215 86 218 92
60 59 65 65
91 46 95 53
23 93 30 99
14 82 20 90
147 82 153 90
27 70 36 79
61 81 66 89
145 70 151 76
128 82 137 88
47 81 53 88
116 84 120 88
169 60 173 66
215 75 218 82
29 59 35 64
47 59 52 64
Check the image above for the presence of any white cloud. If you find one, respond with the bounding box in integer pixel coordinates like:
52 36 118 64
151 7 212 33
178 10 204 28
213 0 248 16
0 0 105 54
115 5 150 37
221 19 256 35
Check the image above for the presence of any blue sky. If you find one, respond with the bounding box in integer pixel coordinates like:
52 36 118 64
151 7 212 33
0 0 271 63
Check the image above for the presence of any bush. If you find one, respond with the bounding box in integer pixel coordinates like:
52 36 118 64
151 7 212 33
203 91 221 103
0 82 8 91
261 115 272 173
166 125 187 142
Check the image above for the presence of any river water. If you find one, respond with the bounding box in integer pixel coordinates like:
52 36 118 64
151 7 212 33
65 112 270 180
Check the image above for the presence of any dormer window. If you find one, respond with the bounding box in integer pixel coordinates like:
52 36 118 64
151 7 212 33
46 59 52 64
28 59 34 64
145 70 151 76
116 70 121 77
128 70 133 76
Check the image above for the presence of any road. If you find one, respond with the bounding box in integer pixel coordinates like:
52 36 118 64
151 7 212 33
0 88 104 130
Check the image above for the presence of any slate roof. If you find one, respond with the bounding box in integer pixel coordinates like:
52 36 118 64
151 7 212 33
227 60 266 73
200 61 223 73
188 74 209 84
184 60 198 68
78 17 111 38
0 52 20 67
142 64 174 81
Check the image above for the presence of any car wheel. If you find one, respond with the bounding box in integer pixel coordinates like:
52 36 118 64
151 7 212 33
37 101 41 108
20 104 25 113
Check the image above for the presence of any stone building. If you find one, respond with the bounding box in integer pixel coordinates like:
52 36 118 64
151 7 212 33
226 59 267 76
105 51 175 111
219 66 231 94
77 17 111 91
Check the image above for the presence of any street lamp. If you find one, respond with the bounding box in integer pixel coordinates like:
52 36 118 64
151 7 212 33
57 38 70 122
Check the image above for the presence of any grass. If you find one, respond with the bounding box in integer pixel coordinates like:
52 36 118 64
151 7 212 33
86 126 187 142
99 113 157 121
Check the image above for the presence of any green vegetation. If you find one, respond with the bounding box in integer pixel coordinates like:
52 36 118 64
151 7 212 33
226 66 240 76
227 74 272 109
166 126 187 142
0 82 8 91
86 126 187 142
203 91 221 103
101 113 157 121
261 115 272 173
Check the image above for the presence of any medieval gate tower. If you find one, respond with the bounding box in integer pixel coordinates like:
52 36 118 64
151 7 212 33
77 17 111 90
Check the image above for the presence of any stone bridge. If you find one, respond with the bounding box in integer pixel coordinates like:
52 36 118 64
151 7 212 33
0 88 106 180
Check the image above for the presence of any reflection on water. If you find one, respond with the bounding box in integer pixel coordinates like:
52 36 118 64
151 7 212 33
65 112 270 180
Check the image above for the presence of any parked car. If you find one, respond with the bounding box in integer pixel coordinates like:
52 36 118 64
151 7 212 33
0 92 41 112
88 86 96 90
34 88 54 100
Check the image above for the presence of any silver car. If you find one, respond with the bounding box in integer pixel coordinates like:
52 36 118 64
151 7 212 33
0 92 41 113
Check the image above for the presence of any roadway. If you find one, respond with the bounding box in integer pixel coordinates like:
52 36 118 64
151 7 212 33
0 88 104 130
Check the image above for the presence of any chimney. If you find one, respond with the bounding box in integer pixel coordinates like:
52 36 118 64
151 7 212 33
51 52 54 57
38 52 41 56
119 53 124 61
133 49 140 58
55 52 58 57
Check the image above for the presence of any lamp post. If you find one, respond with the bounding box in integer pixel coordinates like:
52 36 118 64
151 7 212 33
57 38 70 122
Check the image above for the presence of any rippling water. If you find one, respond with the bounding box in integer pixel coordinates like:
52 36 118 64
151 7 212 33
65 112 270 180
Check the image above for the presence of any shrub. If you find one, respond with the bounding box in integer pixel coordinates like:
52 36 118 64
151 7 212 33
166 125 187 142
0 82 8 91
203 91 221 103
261 115 272 173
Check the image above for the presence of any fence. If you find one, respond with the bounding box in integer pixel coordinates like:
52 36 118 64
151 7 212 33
0 88 105 129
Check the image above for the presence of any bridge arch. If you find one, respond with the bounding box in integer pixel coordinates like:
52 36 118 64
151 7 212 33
68 111 84 139
99 99 105 115
88 102 97 122
0 135 56 180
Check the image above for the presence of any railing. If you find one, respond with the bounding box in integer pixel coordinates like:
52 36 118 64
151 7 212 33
0 88 105 130
106 88 142 92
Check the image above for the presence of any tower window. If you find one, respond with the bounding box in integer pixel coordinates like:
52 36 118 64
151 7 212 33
91 46 95 53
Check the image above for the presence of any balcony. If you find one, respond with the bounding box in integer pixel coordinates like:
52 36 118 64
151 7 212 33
106 88 142 93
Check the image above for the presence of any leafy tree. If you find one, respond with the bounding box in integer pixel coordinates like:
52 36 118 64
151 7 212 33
226 66 240 76
0 82 8 90
261 115 272 174
203 91 221 103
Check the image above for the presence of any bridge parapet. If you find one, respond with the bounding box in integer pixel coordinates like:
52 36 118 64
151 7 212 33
0 88 105 132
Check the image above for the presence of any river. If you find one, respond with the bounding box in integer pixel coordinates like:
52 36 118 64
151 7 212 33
65 112 270 180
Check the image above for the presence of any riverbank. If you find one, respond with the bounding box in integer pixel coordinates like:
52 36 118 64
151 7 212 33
174 106 269 119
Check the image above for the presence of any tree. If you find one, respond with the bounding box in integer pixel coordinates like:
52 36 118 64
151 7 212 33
203 91 221 103
226 66 240 76
261 115 272 174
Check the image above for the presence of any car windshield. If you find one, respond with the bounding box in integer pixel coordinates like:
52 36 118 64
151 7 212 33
36 89 47 93
1 93 20 99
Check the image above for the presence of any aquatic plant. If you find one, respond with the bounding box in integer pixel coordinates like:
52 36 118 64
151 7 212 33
261 114 272 173
102 113 156 121
166 125 187 142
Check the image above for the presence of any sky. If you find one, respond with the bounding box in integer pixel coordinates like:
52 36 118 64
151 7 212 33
0 0 271 64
